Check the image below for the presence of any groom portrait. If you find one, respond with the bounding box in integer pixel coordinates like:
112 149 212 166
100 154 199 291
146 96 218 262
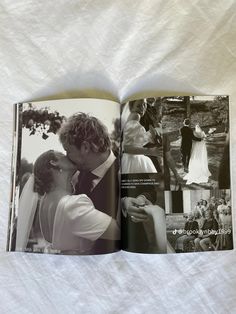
58 112 120 253
180 118 202 172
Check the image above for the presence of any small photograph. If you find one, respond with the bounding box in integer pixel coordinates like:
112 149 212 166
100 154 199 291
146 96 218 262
121 175 167 253
121 98 163 175
166 189 233 253
8 99 121 255
161 96 230 190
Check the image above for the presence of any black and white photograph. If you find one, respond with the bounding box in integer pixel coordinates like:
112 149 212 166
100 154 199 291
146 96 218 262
121 98 164 175
161 96 230 190
7 96 233 257
121 179 168 253
121 97 186 190
165 189 233 253
8 99 121 255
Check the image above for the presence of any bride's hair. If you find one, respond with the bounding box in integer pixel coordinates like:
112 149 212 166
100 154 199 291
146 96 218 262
195 123 202 131
194 124 204 138
128 99 146 112
33 150 59 195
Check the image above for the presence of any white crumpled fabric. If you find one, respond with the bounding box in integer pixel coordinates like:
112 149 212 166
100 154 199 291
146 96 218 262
0 1 236 313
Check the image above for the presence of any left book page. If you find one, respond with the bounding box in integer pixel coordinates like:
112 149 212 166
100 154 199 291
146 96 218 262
7 98 121 255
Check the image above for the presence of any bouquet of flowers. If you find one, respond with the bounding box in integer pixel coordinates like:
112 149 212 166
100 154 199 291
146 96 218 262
208 127 216 135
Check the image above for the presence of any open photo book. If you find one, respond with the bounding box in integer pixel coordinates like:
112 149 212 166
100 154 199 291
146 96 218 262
7 96 233 255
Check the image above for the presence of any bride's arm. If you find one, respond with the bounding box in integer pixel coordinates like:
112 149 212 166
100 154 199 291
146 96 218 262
100 206 120 240
100 218 120 240
142 205 167 253
65 195 120 241
192 132 202 141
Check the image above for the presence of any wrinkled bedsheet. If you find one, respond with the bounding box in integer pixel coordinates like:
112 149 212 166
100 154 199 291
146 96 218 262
0 1 236 313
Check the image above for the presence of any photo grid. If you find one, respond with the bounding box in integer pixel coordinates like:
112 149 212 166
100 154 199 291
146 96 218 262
121 96 233 253
7 96 232 255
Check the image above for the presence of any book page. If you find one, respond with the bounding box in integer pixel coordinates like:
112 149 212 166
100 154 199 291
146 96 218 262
120 96 233 254
7 98 121 255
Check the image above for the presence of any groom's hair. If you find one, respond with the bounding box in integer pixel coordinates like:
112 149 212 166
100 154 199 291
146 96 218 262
59 112 111 153
184 118 190 126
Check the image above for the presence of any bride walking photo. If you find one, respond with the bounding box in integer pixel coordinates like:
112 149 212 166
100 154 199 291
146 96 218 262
183 123 212 185
159 96 230 190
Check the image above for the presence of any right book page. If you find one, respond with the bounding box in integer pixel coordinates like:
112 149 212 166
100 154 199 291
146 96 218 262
120 96 233 254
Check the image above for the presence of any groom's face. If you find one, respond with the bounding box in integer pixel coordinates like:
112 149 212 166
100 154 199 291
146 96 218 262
64 143 89 170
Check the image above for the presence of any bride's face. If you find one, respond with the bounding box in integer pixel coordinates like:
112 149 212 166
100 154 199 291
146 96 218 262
132 100 147 116
55 152 77 173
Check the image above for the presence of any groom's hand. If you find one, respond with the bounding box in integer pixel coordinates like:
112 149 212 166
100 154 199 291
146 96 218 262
121 197 149 222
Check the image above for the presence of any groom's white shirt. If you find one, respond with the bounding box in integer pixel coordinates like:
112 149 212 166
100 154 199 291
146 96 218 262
91 150 116 189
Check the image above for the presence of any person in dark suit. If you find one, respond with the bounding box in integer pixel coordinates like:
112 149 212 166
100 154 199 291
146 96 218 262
59 113 120 254
140 101 182 189
218 134 230 189
180 118 202 172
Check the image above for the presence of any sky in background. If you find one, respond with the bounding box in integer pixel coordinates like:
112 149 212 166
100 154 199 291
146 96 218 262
21 98 120 163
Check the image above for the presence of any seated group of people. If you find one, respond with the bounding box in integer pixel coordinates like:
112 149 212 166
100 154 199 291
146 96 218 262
175 196 232 253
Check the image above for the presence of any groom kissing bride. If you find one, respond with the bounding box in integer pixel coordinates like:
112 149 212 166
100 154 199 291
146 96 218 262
17 112 122 254
180 118 211 185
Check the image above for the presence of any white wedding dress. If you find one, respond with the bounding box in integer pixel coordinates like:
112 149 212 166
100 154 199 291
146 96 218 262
122 120 157 174
16 177 113 254
45 194 112 253
184 130 211 185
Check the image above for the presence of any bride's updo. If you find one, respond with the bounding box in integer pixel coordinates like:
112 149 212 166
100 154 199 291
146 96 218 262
194 124 204 138
128 99 146 112
33 150 59 195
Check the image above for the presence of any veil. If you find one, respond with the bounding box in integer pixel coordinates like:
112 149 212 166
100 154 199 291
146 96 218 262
15 174 39 251
120 102 131 131
195 124 202 133
194 124 204 138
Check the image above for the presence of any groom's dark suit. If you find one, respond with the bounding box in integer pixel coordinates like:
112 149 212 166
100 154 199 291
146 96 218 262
74 158 120 254
180 126 201 169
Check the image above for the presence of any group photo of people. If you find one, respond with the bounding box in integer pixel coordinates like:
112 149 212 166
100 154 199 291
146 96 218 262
165 189 233 253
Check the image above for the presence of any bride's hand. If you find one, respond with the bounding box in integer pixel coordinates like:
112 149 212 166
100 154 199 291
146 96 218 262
141 204 165 217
